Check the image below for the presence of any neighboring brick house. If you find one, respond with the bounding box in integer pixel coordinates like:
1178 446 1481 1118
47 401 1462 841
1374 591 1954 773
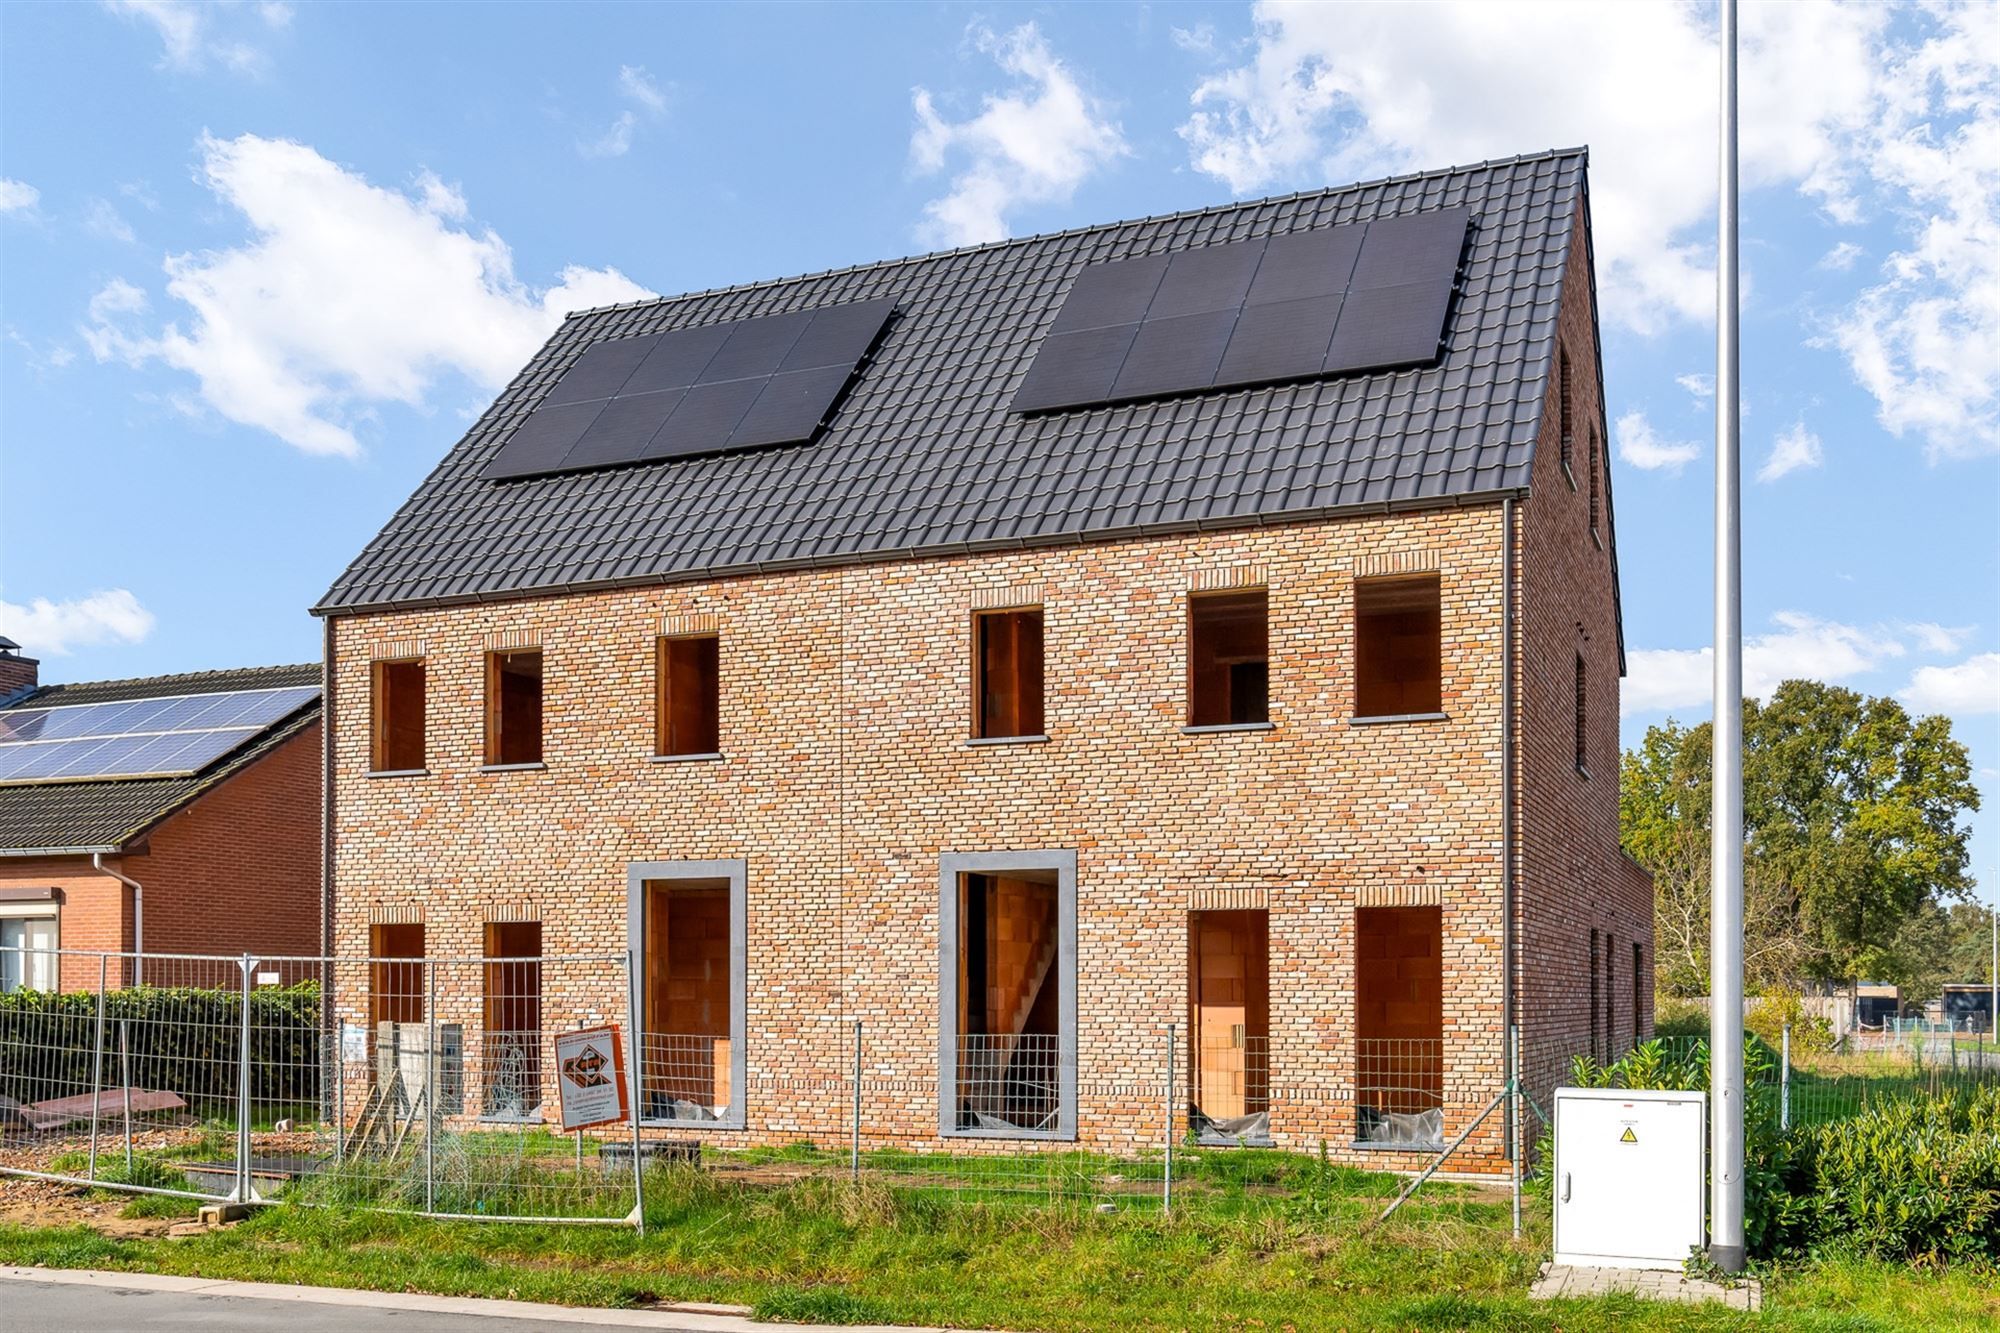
315 148 1651 1172
0 653 323 992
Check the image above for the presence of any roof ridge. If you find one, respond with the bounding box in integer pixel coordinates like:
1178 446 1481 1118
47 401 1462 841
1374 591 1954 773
557 146 1590 323
13 662 321 707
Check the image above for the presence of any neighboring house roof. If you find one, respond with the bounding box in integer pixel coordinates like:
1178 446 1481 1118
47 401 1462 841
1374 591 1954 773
318 149 1597 617
0 664 320 855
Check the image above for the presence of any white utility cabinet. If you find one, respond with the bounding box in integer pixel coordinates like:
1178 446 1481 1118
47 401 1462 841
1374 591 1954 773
1552 1086 1706 1270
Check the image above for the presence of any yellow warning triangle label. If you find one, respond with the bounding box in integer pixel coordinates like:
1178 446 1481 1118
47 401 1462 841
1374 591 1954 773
1620 1127 1637 1143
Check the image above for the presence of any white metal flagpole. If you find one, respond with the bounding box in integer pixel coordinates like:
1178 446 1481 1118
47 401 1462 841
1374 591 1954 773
1709 0 1747 1275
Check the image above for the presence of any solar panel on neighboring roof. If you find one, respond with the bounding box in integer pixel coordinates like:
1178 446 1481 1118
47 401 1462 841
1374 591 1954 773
1012 208 1470 414
0 685 319 786
483 299 896 481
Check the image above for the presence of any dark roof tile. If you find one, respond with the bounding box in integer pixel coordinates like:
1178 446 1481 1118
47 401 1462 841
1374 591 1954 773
318 151 1584 615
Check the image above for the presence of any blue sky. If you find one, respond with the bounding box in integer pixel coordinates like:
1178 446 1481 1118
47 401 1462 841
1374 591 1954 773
1 2 1995 896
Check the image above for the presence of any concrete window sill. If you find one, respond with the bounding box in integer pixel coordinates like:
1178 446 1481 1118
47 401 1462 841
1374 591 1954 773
477 762 547 773
1350 1139 1446 1154
1181 722 1275 735
942 1126 1077 1143
966 734 1050 747
1347 712 1449 726
364 768 430 779
648 752 723 764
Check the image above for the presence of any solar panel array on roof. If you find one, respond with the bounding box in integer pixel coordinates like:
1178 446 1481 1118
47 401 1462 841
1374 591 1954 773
0 685 320 786
483 298 896 481
1012 208 1470 414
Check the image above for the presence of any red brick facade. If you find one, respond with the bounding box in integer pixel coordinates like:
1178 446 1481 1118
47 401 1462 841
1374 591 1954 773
0 723 322 991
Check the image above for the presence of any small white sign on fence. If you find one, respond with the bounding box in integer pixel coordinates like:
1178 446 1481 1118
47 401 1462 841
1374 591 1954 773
554 1024 629 1131
340 1023 368 1065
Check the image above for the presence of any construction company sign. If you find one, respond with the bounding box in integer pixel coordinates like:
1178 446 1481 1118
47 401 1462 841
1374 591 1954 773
554 1025 629 1130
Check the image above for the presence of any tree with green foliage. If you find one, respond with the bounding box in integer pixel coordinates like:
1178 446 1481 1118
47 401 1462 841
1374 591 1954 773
1620 680 1979 1000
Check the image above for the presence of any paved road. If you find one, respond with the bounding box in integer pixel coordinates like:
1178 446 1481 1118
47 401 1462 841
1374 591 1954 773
4 1279 720 1331
0 1269 947 1333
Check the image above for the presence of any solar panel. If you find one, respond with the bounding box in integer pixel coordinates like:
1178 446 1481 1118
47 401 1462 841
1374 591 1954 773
1048 255 1170 334
1246 228 1363 306
1009 323 1141 413
1013 208 1469 414
620 323 732 396
1108 309 1236 402
1146 244 1263 319
484 299 895 480
1214 295 1343 387
0 685 319 786
542 335 658 405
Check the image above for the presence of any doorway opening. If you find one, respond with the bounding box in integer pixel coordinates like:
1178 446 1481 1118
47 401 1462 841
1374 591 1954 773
641 878 733 1122
1354 906 1444 1146
1187 909 1269 1144
952 869 1061 1133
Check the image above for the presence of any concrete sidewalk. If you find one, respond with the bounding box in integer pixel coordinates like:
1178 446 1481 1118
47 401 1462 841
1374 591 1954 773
0 1267 962 1332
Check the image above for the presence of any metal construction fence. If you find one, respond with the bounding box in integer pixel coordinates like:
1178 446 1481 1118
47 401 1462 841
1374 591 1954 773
3 946 1996 1229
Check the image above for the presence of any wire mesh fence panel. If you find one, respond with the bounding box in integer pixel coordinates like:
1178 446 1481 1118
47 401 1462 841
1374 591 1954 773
1354 1038 1445 1148
0 947 289 1201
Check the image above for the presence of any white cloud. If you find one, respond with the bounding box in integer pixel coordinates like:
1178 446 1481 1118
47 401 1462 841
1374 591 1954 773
1173 0 2000 460
581 64 670 160
1178 2 1889 334
0 590 155 657
1613 409 1700 473
1901 653 2000 715
84 134 653 457
1624 611 1906 716
1905 622 1974 656
0 178 40 214
104 0 202 68
619 65 668 116
1171 23 1217 56
258 2 293 27
1826 6 2000 461
1819 240 1864 271
1675 372 1715 402
911 23 1127 247
84 197 136 243
1758 419 1823 482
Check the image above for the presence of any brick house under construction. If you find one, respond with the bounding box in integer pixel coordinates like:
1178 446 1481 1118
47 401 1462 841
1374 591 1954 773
316 148 1652 1172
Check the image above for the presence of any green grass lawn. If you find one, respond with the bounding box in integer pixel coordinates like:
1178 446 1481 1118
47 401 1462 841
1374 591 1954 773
2 1158 1993 1330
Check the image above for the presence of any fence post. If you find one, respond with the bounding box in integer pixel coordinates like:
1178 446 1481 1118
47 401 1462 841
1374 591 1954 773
850 1019 862 1184
87 954 108 1184
626 947 646 1237
424 957 437 1214
236 954 254 1203
1162 1023 1174 1216
1509 1024 1522 1240
120 1019 134 1176
1780 1023 1791 1132
333 961 345 1166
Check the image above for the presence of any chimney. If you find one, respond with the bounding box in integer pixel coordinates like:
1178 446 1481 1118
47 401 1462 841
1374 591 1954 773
0 637 39 701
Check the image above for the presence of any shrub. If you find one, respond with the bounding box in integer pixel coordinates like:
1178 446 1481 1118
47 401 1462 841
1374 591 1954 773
0 982 320 1111
1746 987 1836 1056
1779 1085 2000 1265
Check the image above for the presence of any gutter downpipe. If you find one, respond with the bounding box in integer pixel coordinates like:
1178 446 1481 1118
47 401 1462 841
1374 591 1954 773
92 852 143 988
1500 495 1518 1215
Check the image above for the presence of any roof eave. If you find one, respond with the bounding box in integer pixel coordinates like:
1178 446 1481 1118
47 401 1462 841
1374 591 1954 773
0 843 125 858
312 484 1533 620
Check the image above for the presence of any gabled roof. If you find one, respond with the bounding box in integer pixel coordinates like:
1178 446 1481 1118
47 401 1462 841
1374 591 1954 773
0 664 321 855
317 149 1587 616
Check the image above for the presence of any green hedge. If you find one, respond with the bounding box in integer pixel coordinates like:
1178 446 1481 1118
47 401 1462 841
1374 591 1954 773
0 981 321 1112
1771 1085 2000 1264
